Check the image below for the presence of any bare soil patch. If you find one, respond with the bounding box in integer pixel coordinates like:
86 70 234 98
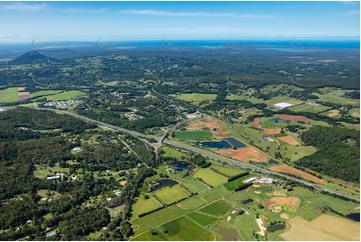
269 164 325 184
278 135 299 145
263 128 282 134
218 147 268 162
277 114 310 123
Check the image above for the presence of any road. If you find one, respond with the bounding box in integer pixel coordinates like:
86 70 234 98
38 108 360 202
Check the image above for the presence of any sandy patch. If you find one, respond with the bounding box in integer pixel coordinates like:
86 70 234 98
269 164 325 184
18 87 25 91
277 114 310 123
263 128 282 134
119 180 127 186
256 217 266 236
218 146 268 162
252 117 262 128
326 109 340 117
253 184 260 188
278 135 299 145
263 196 300 212
254 191 261 194
273 190 287 197
280 213 290 220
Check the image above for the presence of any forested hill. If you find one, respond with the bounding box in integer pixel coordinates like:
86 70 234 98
296 126 360 183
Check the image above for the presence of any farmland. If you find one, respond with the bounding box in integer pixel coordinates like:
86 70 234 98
47 90 87 101
174 130 213 140
176 93 217 102
193 168 228 187
154 184 189 205
0 87 21 102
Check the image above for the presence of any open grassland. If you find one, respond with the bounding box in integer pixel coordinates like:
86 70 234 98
321 109 341 118
175 130 213 140
177 93 217 102
349 108 360 118
30 90 63 98
161 147 186 158
0 87 19 102
131 196 163 218
288 103 331 113
263 196 300 212
199 199 231 217
280 215 360 241
193 168 228 187
47 90 87 101
278 135 299 145
265 97 304 106
224 177 249 191
313 92 359 106
154 184 189 205
226 94 264 104
341 122 360 130
132 216 215 241
187 212 218 226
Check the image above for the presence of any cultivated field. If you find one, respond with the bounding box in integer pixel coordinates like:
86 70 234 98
187 212 218 226
269 164 325 184
0 87 20 102
218 147 268 163
131 195 163 218
176 93 217 102
175 130 213 140
47 90 87 101
278 135 299 145
154 184 189 205
199 199 231 217
276 114 310 123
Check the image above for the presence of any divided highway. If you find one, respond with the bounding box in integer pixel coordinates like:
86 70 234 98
38 108 360 202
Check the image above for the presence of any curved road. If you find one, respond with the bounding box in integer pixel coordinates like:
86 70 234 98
38 108 359 202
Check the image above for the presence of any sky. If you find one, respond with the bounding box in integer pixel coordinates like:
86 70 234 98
0 1 359 42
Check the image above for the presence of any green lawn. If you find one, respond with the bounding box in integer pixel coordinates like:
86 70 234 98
177 195 206 210
224 177 248 191
132 216 215 241
161 147 186 158
288 103 331 113
187 212 218 226
199 199 231 217
154 185 189 205
193 168 228 187
47 90 87 101
175 131 213 140
177 93 217 102
132 195 163 218
0 87 19 103
30 90 64 98
199 186 231 203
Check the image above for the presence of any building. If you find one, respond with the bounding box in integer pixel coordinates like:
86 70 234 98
274 102 294 109
244 177 256 183
255 177 273 185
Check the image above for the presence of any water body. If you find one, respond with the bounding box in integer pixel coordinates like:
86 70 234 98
267 224 286 232
271 118 286 123
223 138 246 148
195 139 232 149
268 159 280 165
168 161 192 172
321 206 360 222
149 179 178 192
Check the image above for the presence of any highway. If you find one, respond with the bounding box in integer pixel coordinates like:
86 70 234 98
38 108 360 202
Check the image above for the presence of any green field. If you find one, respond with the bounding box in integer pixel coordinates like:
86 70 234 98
177 195 206 210
193 168 228 187
177 93 217 102
131 195 163 218
187 212 218 226
348 108 360 117
211 164 245 177
182 177 208 193
313 92 359 106
265 97 304 106
199 184 232 203
199 199 231 217
288 103 331 113
226 94 264 104
0 87 19 103
161 147 186 158
175 131 213 140
30 90 64 98
224 177 247 191
132 217 215 241
47 90 87 101
154 185 189 205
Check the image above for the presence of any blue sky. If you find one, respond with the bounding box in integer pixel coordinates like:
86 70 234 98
0 1 359 42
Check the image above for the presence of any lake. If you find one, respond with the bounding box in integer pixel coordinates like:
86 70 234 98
195 139 232 149
149 179 178 192
223 138 246 148
168 161 192 172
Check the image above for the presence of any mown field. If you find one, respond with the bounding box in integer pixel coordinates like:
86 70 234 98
154 184 189 205
47 90 87 101
0 87 20 102
193 168 228 187
175 130 213 140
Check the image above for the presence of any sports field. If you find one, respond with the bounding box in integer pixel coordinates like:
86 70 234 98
193 168 228 187
177 93 217 102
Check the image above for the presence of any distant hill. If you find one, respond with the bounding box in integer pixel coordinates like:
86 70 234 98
9 50 56 65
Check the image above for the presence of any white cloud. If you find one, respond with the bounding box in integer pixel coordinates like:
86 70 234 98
0 2 47 12
62 7 108 14
118 9 274 19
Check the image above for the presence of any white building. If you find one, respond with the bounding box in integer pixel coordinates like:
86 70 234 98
274 102 294 109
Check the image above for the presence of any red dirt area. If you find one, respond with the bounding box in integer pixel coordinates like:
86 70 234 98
269 164 325 184
18 92 31 101
218 147 268 163
186 121 208 130
214 130 231 136
278 136 299 145
263 128 282 134
277 114 310 123
252 117 262 128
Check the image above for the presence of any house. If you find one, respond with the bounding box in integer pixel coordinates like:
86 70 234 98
255 177 273 184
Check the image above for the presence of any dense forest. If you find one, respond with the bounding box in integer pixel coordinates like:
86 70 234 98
296 126 360 183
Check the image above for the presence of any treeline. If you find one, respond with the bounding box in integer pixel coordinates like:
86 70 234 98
296 126 360 183
228 171 250 182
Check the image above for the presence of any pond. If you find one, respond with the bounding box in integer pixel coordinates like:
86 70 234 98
195 139 232 149
346 213 360 222
271 117 286 123
267 224 285 232
149 179 178 192
168 161 192 172
242 199 254 205
268 159 279 165
223 138 246 148
214 227 239 241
